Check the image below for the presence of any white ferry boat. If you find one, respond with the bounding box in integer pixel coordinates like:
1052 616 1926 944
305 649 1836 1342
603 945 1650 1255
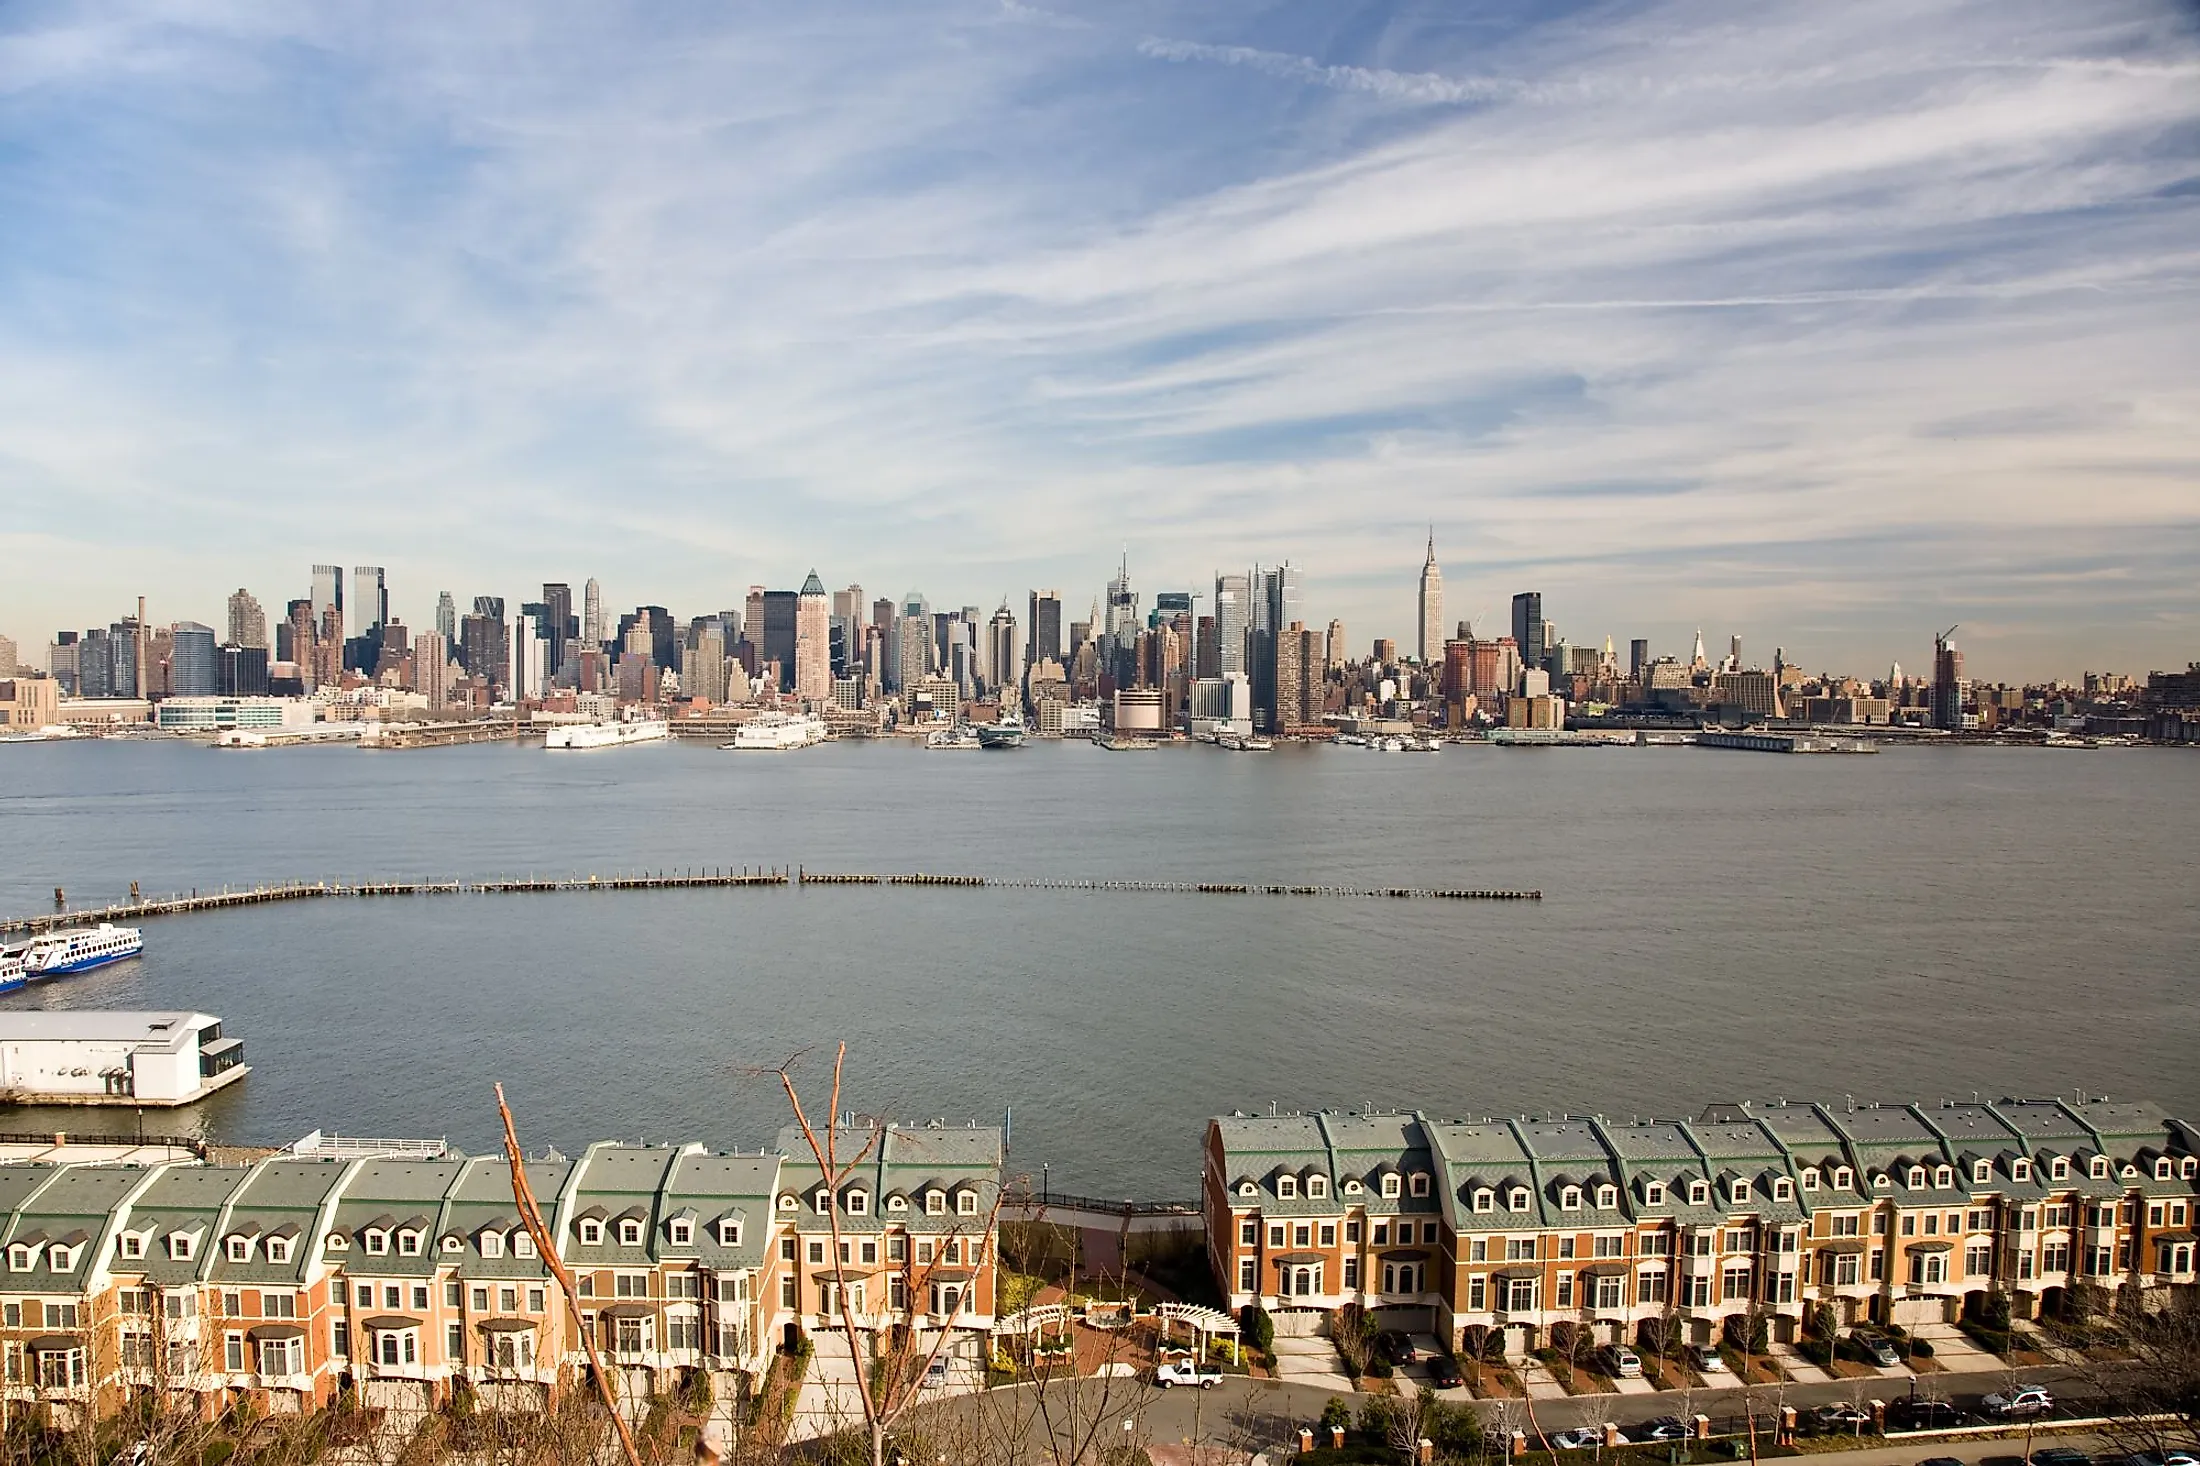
543 719 670 750
722 713 828 751
0 923 144 991
925 725 980 750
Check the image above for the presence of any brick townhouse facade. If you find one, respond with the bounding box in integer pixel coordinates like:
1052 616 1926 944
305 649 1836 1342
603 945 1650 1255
1206 1097 2199 1354
0 1124 1002 1425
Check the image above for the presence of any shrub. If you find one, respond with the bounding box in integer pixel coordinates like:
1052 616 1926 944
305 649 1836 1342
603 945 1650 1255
1909 1338 1935 1359
1241 1304 1275 1354
1981 1290 2013 1331
1320 1398 1354 1436
1365 1356 1394 1379
1357 1395 1402 1442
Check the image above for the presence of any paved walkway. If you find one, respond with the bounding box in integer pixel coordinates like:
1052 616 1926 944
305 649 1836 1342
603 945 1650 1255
1515 1356 1571 1401
1610 1373 1657 1395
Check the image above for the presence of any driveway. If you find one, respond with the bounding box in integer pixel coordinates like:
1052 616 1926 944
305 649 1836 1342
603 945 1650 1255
1267 1334 1352 1388
1909 1323 2002 1373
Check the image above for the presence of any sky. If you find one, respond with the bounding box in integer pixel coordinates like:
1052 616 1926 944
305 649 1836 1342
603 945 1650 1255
3 0 2198 683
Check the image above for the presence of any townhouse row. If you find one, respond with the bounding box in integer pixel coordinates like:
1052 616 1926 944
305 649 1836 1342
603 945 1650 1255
1204 1096 2200 1355
0 1121 1003 1423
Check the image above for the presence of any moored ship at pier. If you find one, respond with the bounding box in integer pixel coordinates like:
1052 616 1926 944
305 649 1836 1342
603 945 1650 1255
542 719 670 750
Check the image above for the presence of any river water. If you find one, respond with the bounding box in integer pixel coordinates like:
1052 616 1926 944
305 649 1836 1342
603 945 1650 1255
0 738 2192 1196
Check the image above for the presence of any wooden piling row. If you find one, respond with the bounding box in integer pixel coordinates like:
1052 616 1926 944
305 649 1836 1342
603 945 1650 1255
1 870 1539 934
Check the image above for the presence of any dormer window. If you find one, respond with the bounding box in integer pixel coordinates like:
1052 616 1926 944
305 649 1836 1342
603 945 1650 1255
1380 1175 1401 1199
1409 1173 1431 1198
118 1233 146 1260
777 1195 797 1213
2157 1159 2174 1181
888 1195 910 1212
2090 1156 2111 1180
1643 1182 1666 1206
925 1190 945 1217
1974 1161 1993 1185
2049 1158 2069 1182
1800 1168 1820 1192
2183 1158 2197 1180
1934 1166 1954 1189
578 1219 604 1246
1773 1179 1793 1202
397 1230 422 1257
1832 1167 1854 1190
1732 1180 1753 1205
7 1245 32 1271
716 1219 742 1247
1508 1188 1531 1213
227 1236 253 1263
479 1230 505 1258
815 1188 833 1213
440 1235 463 1254
169 1233 196 1261
1307 1177 1328 1200
1236 1182 1257 1199
1473 1188 1495 1214
1688 1181 1710 1206
1560 1187 1582 1211
846 1191 868 1217
617 1219 643 1246
325 1231 349 1253
1596 1185 1618 1209
1871 1172 1890 1191
2012 1160 2032 1183
266 1238 292 1265
957 1190 978 1217
1343 1179 1363 1196
669 1219 694 1246
48 1244 77 1271
1907 1167 1927 1190
513 1232 536 1258
1276 1176 1297 1200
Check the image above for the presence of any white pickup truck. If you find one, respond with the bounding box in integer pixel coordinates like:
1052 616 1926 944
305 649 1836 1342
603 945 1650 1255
1154 1360 1224 1389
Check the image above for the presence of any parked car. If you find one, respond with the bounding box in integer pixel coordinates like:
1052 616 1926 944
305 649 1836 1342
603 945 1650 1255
1154 1360 1223 1389
1809 1405 1876 1433
1601 1344 1644 1378
1426 1355 1464 1389
2026 1450 2090 1466
1887 1399 1965 1431
923 1357 950 1390
1848 1329 1903 1367
1915 1456 1966 1466
1982 1386 2053 1418
1630 1418 1691 1443
1690 1344 1728 1373
1376 1330 1419 1365
1550 1429 1602 1451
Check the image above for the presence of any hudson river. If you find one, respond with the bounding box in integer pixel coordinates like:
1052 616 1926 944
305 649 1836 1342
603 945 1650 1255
2 738 2194 1195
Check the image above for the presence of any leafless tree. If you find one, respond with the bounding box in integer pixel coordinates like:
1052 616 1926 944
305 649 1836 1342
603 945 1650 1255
2089 1292 2200 1457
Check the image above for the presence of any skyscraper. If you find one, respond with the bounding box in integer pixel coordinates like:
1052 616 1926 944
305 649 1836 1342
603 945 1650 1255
352 566 387 644
1510 593 1543 683
582 578 603 646
1028 590 1062 671
168 622 217 697
226 589 267 650
542 583 574 682
762 589 800 692
1629 638 1649 679
435 591 457 654
795 572 831 704
1213 573 1248 678
312 565 343 644
1417 532 1443 664
987 603 1019 702
1932 628 1965 731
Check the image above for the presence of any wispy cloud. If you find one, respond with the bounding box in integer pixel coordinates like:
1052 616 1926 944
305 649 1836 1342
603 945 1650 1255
0 0 2195 678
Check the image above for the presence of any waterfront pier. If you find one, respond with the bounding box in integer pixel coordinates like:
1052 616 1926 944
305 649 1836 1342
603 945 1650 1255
0 869 1541 935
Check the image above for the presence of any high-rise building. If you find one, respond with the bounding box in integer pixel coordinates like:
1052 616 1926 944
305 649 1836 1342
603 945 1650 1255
47 632 77 695
412 632 447 707
895 613 930 694
167 622 217 697
226 590 267 650
1932 629 1965 732
582 578 603 646
1417 532 1443 664
1629 638 1649 679
460 604 507 689
1327 620 1348 671
512 606 546 701
795 572 831 704
0 636 15 678
283 600 315 685
435 591 457 654
1213 573 1248 679
1510 593 1543 680
1728 634 1743 674
352 566 387 644
215 643 270 697
1028 590 1062 671
683 622 731 703
542 583 574 682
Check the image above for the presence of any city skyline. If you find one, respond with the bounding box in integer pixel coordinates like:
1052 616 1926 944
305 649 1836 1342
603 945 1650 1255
3 1 2198 679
